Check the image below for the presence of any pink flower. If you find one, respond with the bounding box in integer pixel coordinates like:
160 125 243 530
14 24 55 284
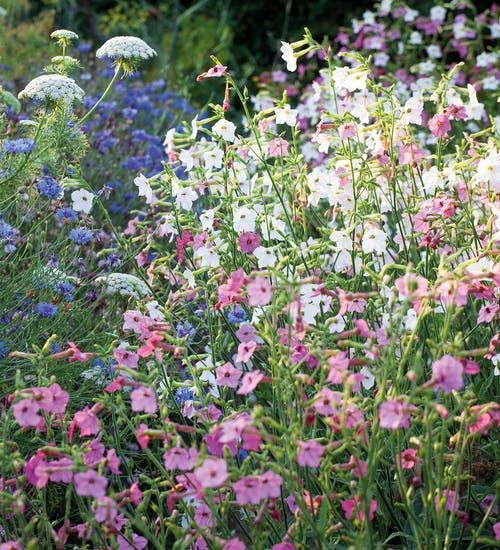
296 440 325 468
238 231 261 253
94 496 118 524
236 341 257 363
233 475 262 504
194 457 229 489
247 277 272 306
272 544 296 550
379 398 413 429
84 439 105 465
197 64 227 81
431 355 464 393
313 388 342 416
397 448 418 469
237 370 265 395
74 470 108 498
342 496 377 521
163 446 198 471
0 542 22 550
258 470 282 499
47 383 69 414
477 303 498 324
236 324 257 342
195 503 214 527
435 489 459 512
215 362 242 388
130 386 158 413
428 113 451 137
493 522 500 541
117 534 148 550
12 398 42 428
269 137 289 157
338 122 356 139
223 539 247 550
70 406 100 440
114 348 139 369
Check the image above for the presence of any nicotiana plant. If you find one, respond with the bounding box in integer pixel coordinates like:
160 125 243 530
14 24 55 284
0 2 499 549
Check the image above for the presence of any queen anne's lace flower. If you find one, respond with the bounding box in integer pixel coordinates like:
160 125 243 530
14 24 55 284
50 29 79 41
18 74 85 106
96 36 157 61
96 273 151 299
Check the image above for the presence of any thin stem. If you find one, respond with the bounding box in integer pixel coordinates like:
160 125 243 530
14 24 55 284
78 63 121 125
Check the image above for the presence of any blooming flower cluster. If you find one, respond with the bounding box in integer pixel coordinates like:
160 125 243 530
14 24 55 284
0 5 499 549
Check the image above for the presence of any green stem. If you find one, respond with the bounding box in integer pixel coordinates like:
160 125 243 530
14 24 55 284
78 63 121 125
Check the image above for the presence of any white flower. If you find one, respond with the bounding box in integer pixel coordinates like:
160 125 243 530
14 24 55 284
465 84 485 121
179 149 195 171
280 41 296 72
476 152 500 187
430 5 446 23
175 186 198 210
96 36 157 61
202 147 224 170
194 246 220 267
212 119 237 142
360 366 375 390
71 189 94 214
18 75 84 106
401 95 423 126
253 246 277 268
466 258 494 277
134 173 153 204
409 31 422 45
275 104 298 126
233 207 257 233
426 45 442 59
183 269 196 288
200 208 216 230
96 273 151 298
362 225 388 254
50 29 79 41
145 300 164 319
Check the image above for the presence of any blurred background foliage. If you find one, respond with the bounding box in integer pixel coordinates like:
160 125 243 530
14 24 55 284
0 0 493 104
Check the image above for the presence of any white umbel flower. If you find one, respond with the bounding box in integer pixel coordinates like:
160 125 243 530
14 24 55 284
96 36 157 61
50 29 79 41
18 74 84 106
96 273 151 299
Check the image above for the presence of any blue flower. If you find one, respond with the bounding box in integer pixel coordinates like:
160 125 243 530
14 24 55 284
227 306 248 324
69 227 94 245
55 207 78 224
3 138 36 154
176 321 196 341
0 340 9 360
34 302 58 318
174 387 195 405
38 176 64 200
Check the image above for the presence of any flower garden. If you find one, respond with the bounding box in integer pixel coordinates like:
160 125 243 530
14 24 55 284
0 1 499 548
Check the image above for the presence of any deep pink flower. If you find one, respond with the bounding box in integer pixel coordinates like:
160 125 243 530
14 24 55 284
236 341 257 363
431 355 464 393
74 470 108 498
12 398 42 428
379 398 413 429
397 448 418 470
130 386 158 413
238 231 261 253
342 495 377 521
194 457 229 489
296 440 325 468
247 277 272 306
237 370 265 395
215 362 242 388
428 113 451 137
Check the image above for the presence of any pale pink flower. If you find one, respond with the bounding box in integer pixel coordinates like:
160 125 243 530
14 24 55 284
163 446 198 471
247 277 272 306
215 362 242 388
74 470 108 498
379 398 413 429
431 355 464 393
114 348 139 369
195 503 214 527
12 398 42 428
296 440 325 468
237 370 265 395
130 386 158 413
235 324 257 342
236 340 257 363
194 457 229 489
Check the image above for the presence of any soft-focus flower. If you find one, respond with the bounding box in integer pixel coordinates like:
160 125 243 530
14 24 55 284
431 355 464 393
96 36 157 61
18 74 85 106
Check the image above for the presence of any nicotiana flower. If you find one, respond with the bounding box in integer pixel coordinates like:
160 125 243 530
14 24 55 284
95 273 151 299
71 189 94 214
18 75 85 107
96 36 157 62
